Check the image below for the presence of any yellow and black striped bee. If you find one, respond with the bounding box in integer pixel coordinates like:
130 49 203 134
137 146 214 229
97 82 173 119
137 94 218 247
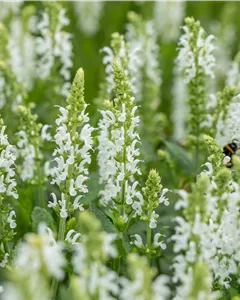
223 140 240 167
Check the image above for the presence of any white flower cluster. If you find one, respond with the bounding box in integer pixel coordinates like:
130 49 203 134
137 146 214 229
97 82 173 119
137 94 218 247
0 0 22 21
16 130 36 182
1 224 66 300
98 102 143 216
0 23 25 112
0 125 18 200
16 124 51 182
15 224 66 279
173 169 240 296
120 254 170 300
226 52 240 91
50 104 94 218
171 67 188 141
216 94 240 146
36 7 72 97
74 1 104 36
131 232 166 251
102 17 161 103
101 36 128 95
120 273 170 300
126 18 161 102
173 261 219 300
72 232 118 299
211 22 235 85
177 20 215 84
153 1 185 42
8 14 36 91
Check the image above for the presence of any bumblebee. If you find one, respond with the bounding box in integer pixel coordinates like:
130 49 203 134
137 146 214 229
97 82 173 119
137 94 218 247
223 140 240 167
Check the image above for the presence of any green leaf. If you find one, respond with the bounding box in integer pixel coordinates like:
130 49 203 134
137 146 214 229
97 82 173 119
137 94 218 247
115 238 128 257
31 207 56 232
89 204 116 233
165 141 195 174
81 172 101 205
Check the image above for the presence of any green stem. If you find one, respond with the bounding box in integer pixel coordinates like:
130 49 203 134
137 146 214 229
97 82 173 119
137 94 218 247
51 217 66 298
119 122 127 221
146 208 152 266
51 278 59 300
58 217 66 241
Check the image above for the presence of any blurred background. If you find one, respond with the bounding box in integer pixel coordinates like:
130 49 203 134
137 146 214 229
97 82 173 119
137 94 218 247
14 1 240 123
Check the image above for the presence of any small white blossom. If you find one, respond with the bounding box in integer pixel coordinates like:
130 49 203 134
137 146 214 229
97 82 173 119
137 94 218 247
0 253 9 268
149 211 157 229
153 233 166 250
7 210 16 229
131 234 143 248
159 188 170 206
65 229 81 245
41 125 52 141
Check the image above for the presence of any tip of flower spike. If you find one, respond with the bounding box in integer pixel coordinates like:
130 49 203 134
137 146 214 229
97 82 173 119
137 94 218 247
203 135 212 142
67 68 85 107
149 169 160 179
110 32 125 53
75 68 84 82
127 11 139 22
184 16 201 32
16 105 26 114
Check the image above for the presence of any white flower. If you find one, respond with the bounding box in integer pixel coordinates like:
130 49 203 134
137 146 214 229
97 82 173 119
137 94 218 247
7 210 16 229
73 195 84 211
65 229 81 245
159 188 169 206
0 253 9 268
41 125 52 141
59 193 68 218
149 211 157 229
153 233 166 250
131 234 143 248
48 193 58 208
118 103 126 122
